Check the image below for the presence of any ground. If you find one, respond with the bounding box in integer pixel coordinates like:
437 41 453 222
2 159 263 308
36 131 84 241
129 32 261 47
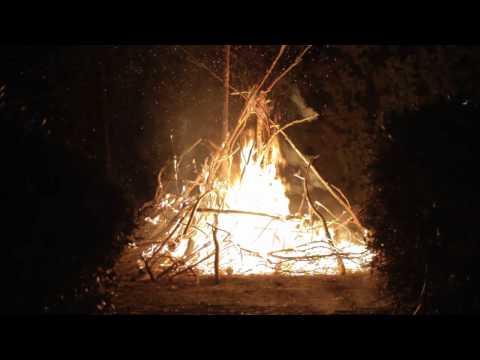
113 274 391 315
113 245 391 315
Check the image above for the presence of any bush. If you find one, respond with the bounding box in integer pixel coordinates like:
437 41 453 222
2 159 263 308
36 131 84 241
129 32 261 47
365 97 480 314
1 115 135 314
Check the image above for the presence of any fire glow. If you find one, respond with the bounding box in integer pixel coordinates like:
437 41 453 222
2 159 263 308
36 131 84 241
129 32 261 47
139 45 374 280
143 133 373 276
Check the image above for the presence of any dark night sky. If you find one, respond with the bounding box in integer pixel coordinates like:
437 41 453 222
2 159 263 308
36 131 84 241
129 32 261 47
2 45 480 209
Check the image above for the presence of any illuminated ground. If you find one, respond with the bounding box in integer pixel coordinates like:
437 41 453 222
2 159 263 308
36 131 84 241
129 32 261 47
113 224 390 315
112 273 391 315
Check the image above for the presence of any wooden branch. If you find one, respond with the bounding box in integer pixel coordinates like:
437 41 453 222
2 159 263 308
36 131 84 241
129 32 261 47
212 214 220 284
141 255 156 282
155 242 211 281
178 46 245 100
225 46 287 155
145 214 186 266
147 214 188 269
239 140 256 185
330 184 352 209
169 252 215 279
153 138 203 203
279 128 366 236
155 261 180 281
137 200 155 217
196 207 300 221
183 191 212 257
202 139 222 153
177 138 203 169
313 201 341 223
260 113 318 159
266 45 313 93
256 45 287 93
224 91 258 154
413 264 428 315
269 252 361 261
223 45 231 143
304 156 346 275
140 46 374 278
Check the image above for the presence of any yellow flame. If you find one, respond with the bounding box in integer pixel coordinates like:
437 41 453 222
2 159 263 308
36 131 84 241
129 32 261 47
149 134 373 276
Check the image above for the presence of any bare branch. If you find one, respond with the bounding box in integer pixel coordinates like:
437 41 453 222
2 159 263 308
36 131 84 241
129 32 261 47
266 45 313 93
212 214 221 284
256 45 287 93
304 156 346 275
197 207 301 221
279 128 366 237
178 46 245 99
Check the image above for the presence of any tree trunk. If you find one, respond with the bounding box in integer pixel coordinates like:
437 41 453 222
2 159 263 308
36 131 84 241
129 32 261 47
222 45 231 144
104 114 112 176
221 45 232 182
100 50 112 177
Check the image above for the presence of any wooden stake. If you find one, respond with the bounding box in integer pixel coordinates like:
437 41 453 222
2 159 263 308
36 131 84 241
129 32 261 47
213 214 220 284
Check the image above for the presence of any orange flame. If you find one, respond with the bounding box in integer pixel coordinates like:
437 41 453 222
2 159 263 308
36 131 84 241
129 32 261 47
158 134 373 275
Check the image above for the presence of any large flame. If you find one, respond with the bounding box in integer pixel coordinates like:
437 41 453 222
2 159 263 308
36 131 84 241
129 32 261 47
150 134 373 276
141 46 374 278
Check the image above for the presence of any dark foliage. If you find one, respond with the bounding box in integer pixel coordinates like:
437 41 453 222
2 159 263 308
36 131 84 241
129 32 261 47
0 46 174 209
0 112 135 314
365 97 480 314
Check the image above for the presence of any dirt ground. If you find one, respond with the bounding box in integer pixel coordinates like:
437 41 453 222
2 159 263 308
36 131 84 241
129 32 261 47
113 271 391 315
112 224 391 315
115 275 388 315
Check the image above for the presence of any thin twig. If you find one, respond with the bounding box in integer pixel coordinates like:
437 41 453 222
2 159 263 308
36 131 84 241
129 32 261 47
256 45 287 94
330 184 352 209
258 113 318 161
178 46 245 99
225 46 288 155
279 129 366 236
223 45 231 143
239 140 256 185
304 156 346 275
170 252 215 279
197 207 300 221
183 191 212 257
177 138 203 169
141 255 156 282
266 45 313 93
413 264 428 315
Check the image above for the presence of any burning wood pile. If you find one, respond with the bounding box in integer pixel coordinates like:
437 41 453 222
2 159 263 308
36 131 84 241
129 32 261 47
137 46 373 283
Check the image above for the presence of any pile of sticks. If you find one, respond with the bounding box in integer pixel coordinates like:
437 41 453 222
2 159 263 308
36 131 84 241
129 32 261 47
136 46 371 283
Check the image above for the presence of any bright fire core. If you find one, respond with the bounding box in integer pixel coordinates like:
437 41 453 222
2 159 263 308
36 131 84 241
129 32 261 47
145 136 373 276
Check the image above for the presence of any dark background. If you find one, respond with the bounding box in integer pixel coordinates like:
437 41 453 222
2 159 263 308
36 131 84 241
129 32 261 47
5 45 479 204
2 45 480 313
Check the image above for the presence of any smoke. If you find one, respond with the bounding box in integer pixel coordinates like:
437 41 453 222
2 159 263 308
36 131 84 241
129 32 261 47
290 84 318 120
279 84 322 184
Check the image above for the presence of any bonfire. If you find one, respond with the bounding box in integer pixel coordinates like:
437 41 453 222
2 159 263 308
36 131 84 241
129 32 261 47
137 45 374 283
